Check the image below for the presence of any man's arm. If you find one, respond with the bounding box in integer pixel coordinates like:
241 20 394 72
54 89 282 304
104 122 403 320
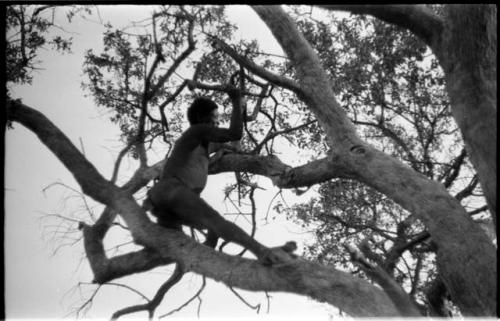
226 90 244 140
176 92 244 151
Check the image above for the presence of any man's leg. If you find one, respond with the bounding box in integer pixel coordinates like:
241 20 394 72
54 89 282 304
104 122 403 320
165 184 270 259
149 180 294 264
202 230 219 248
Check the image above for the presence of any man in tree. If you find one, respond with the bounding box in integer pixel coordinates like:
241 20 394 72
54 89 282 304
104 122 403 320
144 91 295 264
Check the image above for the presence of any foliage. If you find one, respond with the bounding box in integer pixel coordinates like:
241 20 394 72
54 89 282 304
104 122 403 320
5 5 89 86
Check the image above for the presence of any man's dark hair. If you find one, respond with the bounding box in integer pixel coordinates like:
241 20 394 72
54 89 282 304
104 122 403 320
187 97 218 125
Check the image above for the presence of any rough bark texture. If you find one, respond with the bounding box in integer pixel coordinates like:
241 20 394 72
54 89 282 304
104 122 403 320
253 5 496 316
441 5 497 226
8 100 402 316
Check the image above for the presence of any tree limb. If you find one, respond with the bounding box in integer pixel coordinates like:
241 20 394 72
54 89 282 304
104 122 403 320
7 100 116 205
318 5 444 50
209 153 354 188
345 244 421 316
111 263 184 320
210 37 302 94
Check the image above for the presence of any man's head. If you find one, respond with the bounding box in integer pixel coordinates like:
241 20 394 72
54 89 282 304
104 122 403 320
187 97 219 126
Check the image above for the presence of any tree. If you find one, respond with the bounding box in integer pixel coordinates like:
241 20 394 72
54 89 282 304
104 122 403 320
6 4 496 318
284 9 490 316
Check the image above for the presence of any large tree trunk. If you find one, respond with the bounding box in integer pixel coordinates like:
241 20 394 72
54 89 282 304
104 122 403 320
252 5 497 316
441 5 497 226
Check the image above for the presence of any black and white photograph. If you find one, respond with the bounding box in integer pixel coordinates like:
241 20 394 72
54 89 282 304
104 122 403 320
4 4 497 320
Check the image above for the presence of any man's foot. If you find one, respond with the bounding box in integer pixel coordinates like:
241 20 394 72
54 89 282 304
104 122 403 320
259 241 298 265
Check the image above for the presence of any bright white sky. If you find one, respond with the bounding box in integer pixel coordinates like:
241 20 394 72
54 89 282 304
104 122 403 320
5 5 340 320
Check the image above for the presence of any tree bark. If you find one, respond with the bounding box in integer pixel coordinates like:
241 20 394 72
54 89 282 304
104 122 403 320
252 5 496 316
440 5 497 226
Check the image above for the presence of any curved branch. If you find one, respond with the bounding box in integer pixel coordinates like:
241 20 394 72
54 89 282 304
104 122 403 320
148 18 196 97
252 120 317 154
346 245 421 316
210 37 302 94
353 120 420 170
81 222 174 284
110 140 134 184
111 264 184 320
160 277 206 318
318 5 444 49
7 100 115 205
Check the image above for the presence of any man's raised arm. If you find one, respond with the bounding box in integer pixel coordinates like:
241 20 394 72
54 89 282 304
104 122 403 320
226 90 244 141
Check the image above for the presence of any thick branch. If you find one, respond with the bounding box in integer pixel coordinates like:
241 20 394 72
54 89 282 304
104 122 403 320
346 245 421 316
81 222 174 284
7 101 115 205
318 5 444 50
115 224 401 317
252 5 360 148
209 153 353 189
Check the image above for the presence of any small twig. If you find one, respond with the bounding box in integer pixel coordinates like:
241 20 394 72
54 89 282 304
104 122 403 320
110 143 134 183
160 276 206 318
111 263 184 320
106 282 150 301
228 286 261 313
237 186 258 257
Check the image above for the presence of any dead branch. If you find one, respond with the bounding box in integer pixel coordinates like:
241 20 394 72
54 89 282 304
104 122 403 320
111 263 184 320
160 276 207 318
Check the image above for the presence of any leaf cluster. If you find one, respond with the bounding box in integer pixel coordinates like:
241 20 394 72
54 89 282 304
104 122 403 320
6 5 85 86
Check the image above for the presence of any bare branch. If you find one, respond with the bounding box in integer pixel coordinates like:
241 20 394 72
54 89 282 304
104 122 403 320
252 120 317 154
110 143 134 184
455 176 479 201
111 264 184 320
353 120 420 171
160 277 207 318
148 18 196 97
209 37 301 93
439 148 467 188
228 286 261 313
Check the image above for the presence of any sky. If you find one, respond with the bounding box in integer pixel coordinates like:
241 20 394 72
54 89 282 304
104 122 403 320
4 5 339 320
